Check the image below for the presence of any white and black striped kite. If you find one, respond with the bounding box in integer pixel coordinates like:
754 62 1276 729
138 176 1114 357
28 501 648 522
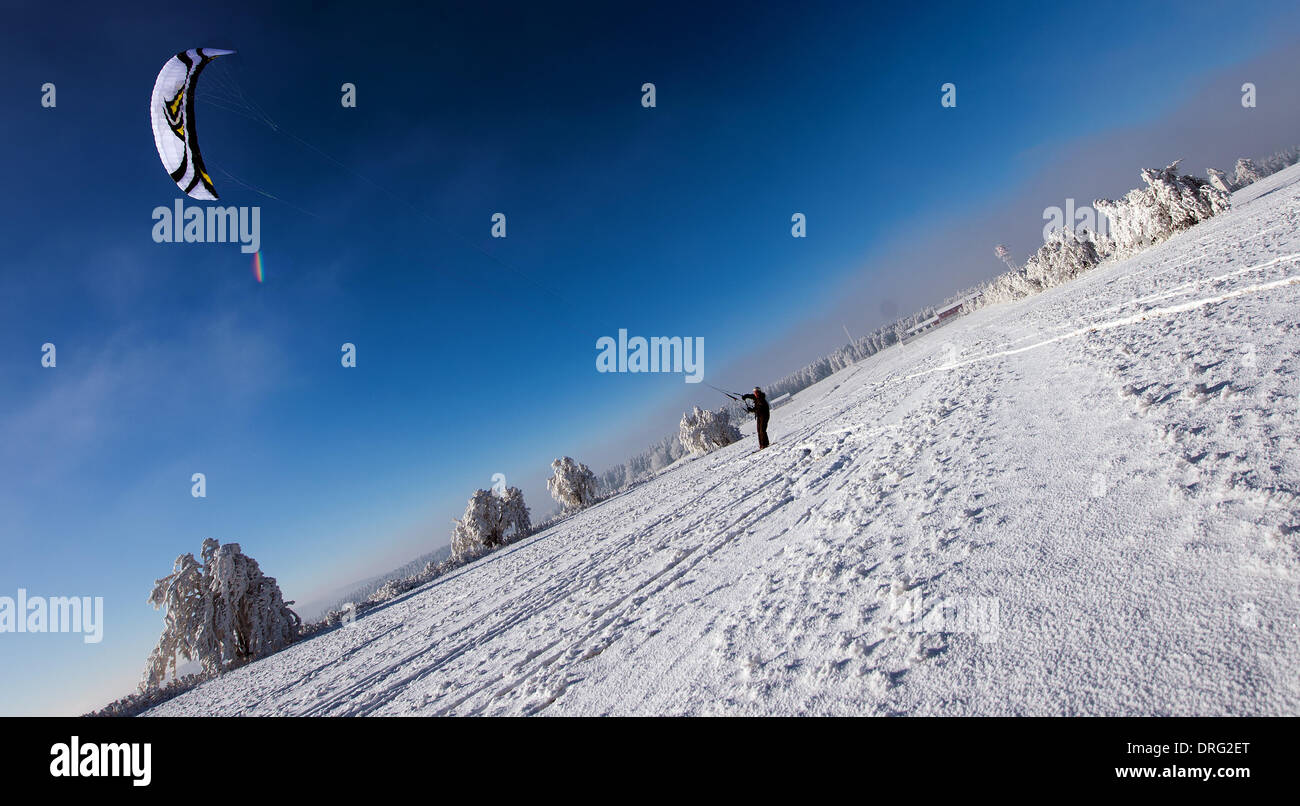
150 48 235 200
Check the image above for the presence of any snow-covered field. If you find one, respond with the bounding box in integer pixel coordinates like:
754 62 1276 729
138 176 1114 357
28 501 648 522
149 166 1300 716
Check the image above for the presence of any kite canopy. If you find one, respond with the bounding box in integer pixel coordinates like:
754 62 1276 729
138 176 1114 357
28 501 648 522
150 48 235 200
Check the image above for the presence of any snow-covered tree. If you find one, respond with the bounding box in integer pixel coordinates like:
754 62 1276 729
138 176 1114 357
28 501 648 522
1233 157 1263 188
1211 149 1300 193
1208 148 1300 194
142 539 300 691
598 463 629 495
598 432 689 494
679 406 742 455
1257 145 1300 176
1207 167 1233 193
978 265 1037 304
974 160 1229 308
1093 160 1228 258
1022 227 1105 290
547 456 600 513
450 486 531 560
87 671 216 717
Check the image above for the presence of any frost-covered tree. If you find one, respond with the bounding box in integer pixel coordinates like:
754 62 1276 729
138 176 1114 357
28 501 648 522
450 486 531 560
975 160 1229 308
547 457 600 513
978 265 1037 304
1093 161 1229 257
87 671 216 717
1022 227 1105 290
598 463 629 495
679 406 742 455
1257 145 1300 176
598 432 688 494
1233 157 1263 188
1207 167 1233 193
1211 150 1299 193
142 539 300 691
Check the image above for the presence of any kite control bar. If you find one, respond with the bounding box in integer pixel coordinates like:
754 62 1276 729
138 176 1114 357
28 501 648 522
704 382 745 401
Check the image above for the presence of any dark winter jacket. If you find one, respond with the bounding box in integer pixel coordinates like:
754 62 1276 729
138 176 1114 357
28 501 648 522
742 390 769 418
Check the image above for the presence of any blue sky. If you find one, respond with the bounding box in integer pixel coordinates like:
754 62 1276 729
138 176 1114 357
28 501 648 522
3 0 1300 715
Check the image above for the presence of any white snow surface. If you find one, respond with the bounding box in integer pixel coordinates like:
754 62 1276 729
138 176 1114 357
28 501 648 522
148 166 1300 716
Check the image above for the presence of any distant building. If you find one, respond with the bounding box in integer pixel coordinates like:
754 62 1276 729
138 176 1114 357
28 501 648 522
903 292 982 340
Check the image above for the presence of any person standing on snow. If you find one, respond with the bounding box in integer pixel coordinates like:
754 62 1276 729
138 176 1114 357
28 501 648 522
742 387 770 449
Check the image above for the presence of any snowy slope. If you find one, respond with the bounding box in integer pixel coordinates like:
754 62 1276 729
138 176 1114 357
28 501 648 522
148 165 1300 716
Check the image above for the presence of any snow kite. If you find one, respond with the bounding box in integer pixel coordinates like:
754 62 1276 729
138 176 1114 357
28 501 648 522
150 48 235 200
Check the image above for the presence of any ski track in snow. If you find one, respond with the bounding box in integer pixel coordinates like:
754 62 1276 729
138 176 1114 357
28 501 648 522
148 166 1300 717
